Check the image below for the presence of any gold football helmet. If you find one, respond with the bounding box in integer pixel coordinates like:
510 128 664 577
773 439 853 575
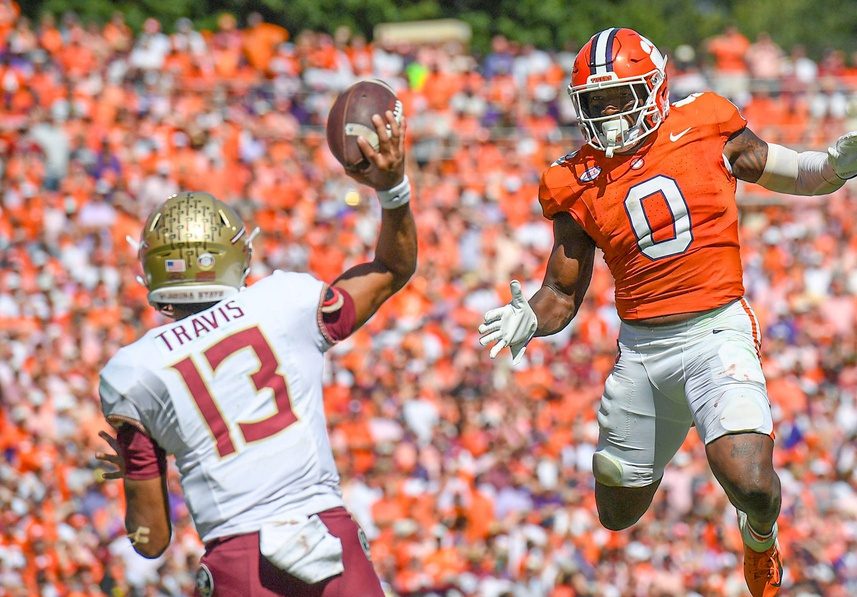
138 192 255 307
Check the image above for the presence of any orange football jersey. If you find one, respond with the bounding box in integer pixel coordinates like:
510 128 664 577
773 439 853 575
539 92 747 320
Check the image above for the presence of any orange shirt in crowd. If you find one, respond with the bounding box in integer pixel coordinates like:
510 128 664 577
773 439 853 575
0 0 18 46
243 22 288 72
707 28 751 73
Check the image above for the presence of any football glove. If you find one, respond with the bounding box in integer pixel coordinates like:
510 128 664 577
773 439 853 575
828 131 857 180
479 280 537 365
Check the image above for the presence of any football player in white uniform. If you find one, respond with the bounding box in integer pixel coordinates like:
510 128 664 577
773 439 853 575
96 110 414 596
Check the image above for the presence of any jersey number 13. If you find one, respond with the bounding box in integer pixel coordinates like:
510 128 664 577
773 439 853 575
173 326 297 457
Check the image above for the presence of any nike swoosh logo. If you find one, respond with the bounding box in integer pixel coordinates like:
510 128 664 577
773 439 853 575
712 329 724 334
670 127 693 142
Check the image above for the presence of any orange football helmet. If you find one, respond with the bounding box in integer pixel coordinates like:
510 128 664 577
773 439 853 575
569 28 669 156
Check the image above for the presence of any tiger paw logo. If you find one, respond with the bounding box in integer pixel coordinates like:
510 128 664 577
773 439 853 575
638 35 666 69
195 564 214 597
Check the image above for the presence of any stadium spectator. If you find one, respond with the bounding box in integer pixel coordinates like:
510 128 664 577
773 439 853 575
669 44 708 99
243 11 288 74
745 33 785 94
705 24 752 106
128 17 170 73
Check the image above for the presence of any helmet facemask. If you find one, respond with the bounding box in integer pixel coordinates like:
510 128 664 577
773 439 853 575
569 65 667 157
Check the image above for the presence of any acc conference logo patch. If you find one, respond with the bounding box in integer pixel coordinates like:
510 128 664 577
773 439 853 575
579 166 602 182
195 564 214 597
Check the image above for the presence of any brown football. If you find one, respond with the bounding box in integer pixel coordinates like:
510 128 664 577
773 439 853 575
326 79 402 171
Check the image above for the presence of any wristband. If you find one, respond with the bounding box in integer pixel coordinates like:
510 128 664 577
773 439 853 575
376 175 411 209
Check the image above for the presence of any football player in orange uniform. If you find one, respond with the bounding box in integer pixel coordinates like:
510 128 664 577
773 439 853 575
479 27 857 597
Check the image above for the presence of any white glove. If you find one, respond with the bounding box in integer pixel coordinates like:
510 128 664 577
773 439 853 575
478 280 537 365
828 131 857 180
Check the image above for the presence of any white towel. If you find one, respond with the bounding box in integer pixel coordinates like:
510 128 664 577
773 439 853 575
259 515 344 584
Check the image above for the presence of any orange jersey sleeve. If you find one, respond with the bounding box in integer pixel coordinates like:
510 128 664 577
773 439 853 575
538 92 747 320
539 152 589 228
539 155 575 220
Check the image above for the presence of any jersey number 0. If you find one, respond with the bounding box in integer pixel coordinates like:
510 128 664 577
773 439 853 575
623 175 693 259
173 326 297 457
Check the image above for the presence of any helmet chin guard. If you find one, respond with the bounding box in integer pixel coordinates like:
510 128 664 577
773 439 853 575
600 118 630 158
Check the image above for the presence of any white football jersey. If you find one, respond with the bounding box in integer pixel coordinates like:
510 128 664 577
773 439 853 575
99 271 344 542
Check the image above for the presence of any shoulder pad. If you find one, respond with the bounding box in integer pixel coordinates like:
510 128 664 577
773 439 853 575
551 150 579 167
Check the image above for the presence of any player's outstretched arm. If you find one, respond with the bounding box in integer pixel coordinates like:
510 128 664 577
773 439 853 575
479 214 595 363
334 111 417 330
726 126 856 195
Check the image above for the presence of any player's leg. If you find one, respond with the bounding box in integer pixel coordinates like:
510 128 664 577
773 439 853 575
705 432 780 536
196 508 383 597
686 299 783 596
686 300 780 528
706 432 783 597
593 341 693 531
594 479 661 531
317 507 385 597
196 533 286 597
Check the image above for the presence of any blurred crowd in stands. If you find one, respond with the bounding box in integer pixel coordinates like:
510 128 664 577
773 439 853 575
1 1 857 595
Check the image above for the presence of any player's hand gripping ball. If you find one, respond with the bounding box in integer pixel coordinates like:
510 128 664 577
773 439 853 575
326 79 403 172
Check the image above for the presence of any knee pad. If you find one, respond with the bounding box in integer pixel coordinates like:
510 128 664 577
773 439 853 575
593 451 625 487
719 390 768 433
